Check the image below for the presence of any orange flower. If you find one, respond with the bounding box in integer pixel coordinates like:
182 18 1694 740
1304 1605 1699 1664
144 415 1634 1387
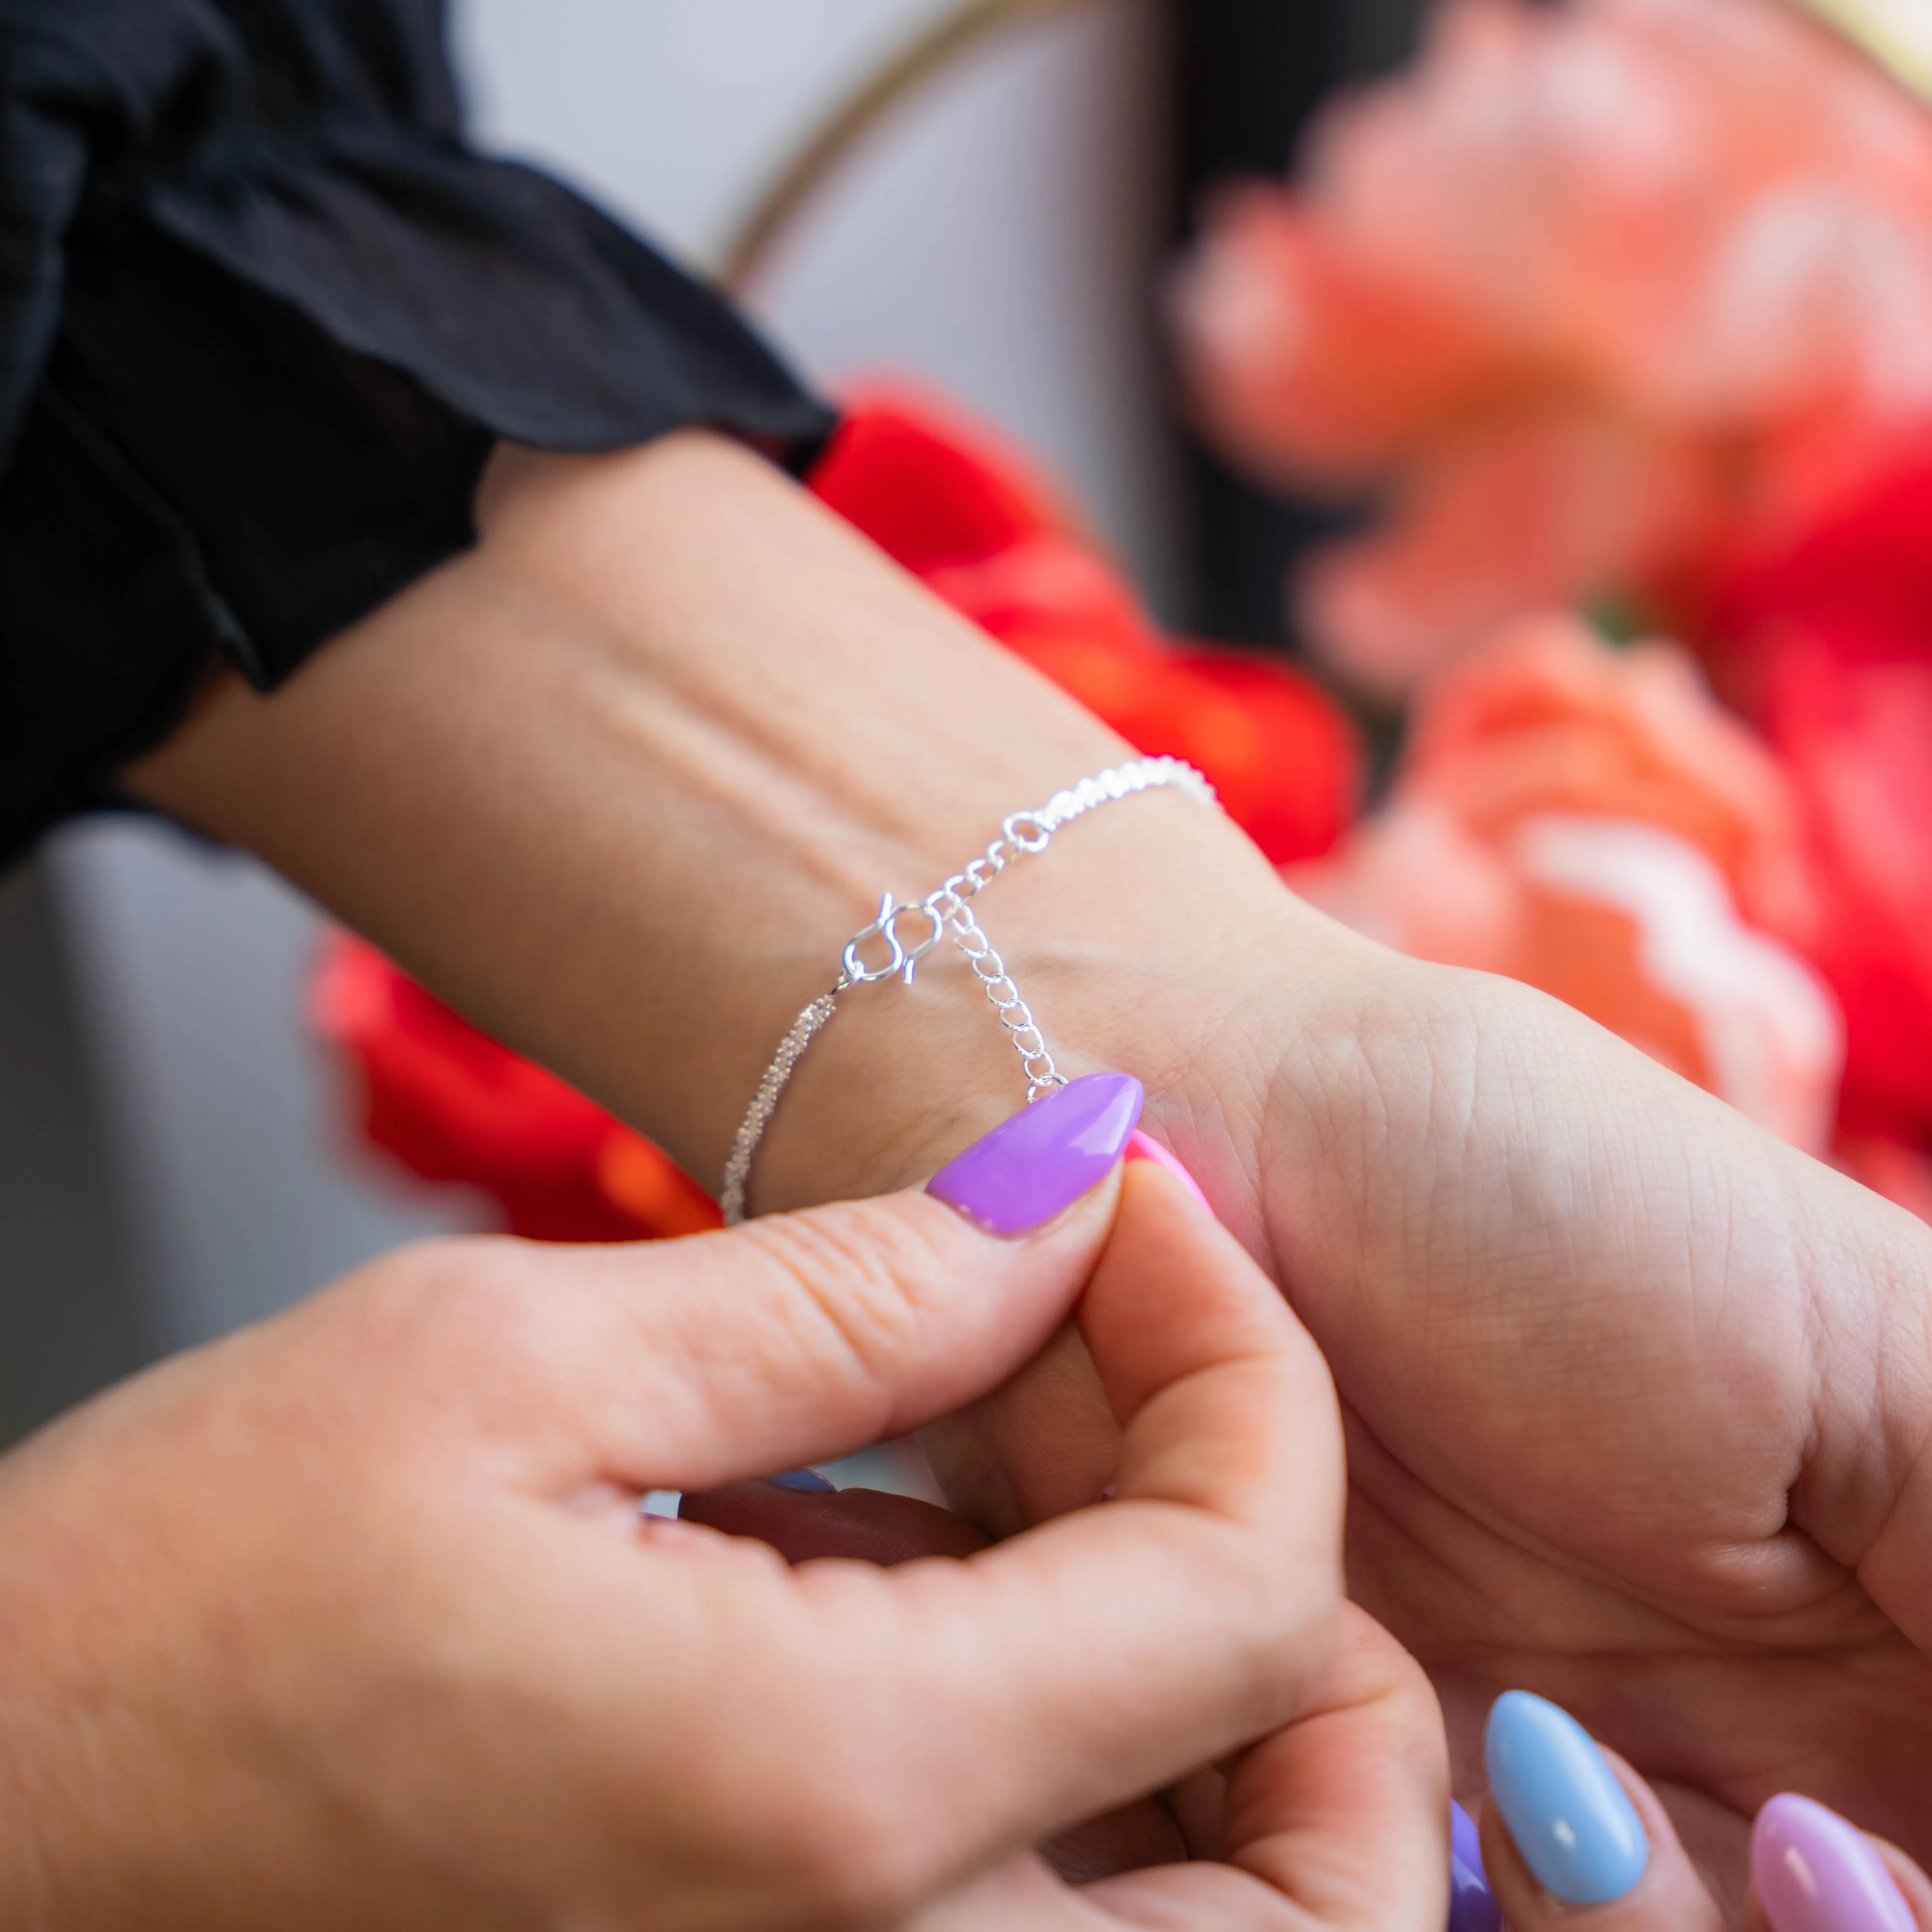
1293 614 1844 1151
1172 0 1932 695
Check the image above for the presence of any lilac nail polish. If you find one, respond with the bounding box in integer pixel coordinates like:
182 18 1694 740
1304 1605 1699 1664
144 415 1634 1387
926 1073 1144 1236
765 1468 837 1494
1754 1794 1915 1932
1449 1801 1502 1932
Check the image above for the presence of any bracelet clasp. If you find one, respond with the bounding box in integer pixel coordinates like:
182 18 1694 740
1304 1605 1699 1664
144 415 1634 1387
841 891 945 987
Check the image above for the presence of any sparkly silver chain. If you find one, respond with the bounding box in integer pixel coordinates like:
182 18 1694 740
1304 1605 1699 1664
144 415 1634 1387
718 756 1218 1224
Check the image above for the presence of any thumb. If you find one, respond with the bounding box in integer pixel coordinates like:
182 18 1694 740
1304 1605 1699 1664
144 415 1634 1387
444 1078 1142 1494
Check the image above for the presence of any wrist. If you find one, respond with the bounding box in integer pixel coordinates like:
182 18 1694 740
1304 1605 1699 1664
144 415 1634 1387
751 778 1350 1241
130 429 1364 1240
0 1463 138 1926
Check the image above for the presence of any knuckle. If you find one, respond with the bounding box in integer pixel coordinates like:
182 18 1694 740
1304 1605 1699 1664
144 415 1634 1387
1243 1556 1345 1725
735 1199 958 1382
698 1669 945 1928
1180 1517 1343 1733
753 1780 932 1929
347 1236 554 1383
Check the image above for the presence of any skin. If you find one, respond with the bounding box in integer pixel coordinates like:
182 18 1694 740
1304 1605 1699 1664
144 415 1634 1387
123 435 1932 1910
0 1167 1453 1928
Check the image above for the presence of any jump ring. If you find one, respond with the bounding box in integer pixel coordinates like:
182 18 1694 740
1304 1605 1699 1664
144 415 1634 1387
1002 811 1051 853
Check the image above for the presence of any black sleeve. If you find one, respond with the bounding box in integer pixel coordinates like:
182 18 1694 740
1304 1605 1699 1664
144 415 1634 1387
0 0 836 867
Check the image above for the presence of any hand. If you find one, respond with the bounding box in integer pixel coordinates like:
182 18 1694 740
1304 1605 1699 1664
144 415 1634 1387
686 1482 1450 1925
0 1162 1449 1929
909 926 1932 1916
126 429 1932 1908
1464 1688 1932 1932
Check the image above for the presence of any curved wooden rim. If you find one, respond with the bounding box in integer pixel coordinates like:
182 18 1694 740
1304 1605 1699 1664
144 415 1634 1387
1789 0 1932 100
717 0 1106 295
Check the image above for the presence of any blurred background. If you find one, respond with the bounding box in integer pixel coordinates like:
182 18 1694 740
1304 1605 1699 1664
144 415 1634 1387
10 0 1930 1448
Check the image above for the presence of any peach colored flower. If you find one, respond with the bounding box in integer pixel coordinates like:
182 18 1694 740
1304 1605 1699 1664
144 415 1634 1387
1292 614 1844 1151
1172 0 1932 696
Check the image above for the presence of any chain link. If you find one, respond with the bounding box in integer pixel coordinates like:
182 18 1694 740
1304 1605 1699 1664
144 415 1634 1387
719 757 1218 1222
717 990 839 1226
934 892 1063 1101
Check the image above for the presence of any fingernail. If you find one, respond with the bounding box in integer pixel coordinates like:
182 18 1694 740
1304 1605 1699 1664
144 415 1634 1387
1123 1128 1214 1214
1486 1691 1648 1906
764 1469 836 1494
1754 1793 1915 1932
1449 1800 1503 1932
927 1072 1144 1236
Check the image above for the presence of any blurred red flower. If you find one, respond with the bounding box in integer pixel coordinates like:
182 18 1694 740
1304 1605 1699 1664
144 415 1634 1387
312 937 722 1243
1703 432 1932 1144
811 389 1363 865
317 390 1364 1239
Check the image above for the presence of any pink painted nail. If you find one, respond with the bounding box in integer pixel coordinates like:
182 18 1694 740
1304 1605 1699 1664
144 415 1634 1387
926 1073 1143 1236
1754 1794 1915 1932
1123 1129 1213 1214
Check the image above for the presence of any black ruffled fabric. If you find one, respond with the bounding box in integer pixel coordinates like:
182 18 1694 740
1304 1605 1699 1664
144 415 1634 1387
0 0 834 865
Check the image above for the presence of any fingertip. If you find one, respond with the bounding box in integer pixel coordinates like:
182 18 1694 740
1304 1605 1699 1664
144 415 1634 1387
1485 1692 1648 1906
1752 1793 1919 1932
764 1468 836 1494
1451 1799 1503 1932
1478 1699 1723 1931
1084 1152 1329 1436
924 1073 1143 1236
1122 1129 1214 1215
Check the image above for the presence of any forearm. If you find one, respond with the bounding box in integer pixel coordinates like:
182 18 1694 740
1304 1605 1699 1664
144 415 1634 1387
128 433 1329 1214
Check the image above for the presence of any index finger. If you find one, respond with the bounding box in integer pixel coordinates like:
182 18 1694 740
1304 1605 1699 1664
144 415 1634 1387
1078 1606 1452 1930
439 1160 1346 1928
775 1161 1349 1891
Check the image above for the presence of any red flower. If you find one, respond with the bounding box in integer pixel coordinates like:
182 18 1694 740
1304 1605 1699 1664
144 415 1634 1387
1758 638 1932 1140
1704 426 1932 682
809 394 1080 582
1705 433 1932 1143
812 387 1362 865
313 934 723 1242
316 388 1364 1238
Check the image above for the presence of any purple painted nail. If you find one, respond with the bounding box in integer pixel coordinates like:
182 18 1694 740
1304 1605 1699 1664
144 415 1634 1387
927 1073 1144 1236
1449 1801 1502 1932
1754 1794 1915 1932
765 1469 836 1494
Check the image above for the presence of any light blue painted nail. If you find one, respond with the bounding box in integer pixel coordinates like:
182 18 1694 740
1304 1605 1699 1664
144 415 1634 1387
765 1468 836 1493
1486 1691 1648 1905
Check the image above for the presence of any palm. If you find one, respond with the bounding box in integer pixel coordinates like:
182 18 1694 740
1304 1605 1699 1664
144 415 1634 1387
1356 1488 1926 1922
1211 957 1932 1888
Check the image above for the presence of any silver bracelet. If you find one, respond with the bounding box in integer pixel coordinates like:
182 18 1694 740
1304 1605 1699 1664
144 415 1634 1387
719 755 1219 1224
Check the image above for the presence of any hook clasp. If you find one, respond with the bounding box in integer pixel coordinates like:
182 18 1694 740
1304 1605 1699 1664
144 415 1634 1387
841 890 945 987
